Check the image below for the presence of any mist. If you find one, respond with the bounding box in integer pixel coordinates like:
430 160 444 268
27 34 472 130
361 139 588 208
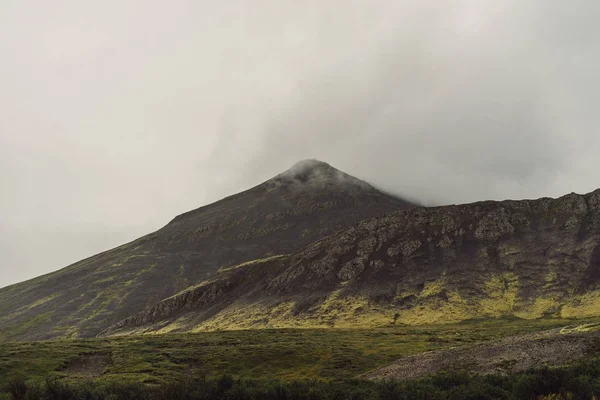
2 0 600 287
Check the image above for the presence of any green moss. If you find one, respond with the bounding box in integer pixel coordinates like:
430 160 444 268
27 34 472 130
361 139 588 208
515 297 561 319
419 274 448 298
0 312 53 342
479 272 519 316
51 324 80 339
560 322 600 334
26 293 61 309
561 290 600 318
217 255 287 274
134 263 156 278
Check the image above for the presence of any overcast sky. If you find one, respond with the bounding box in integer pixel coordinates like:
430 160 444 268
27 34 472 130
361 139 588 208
2 0 600 288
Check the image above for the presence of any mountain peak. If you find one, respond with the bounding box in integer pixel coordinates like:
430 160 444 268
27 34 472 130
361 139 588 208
280 159 336 178
272 159 371 189
0 159 413 341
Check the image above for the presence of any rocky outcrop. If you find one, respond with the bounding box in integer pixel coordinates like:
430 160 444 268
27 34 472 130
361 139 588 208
100 256 286 336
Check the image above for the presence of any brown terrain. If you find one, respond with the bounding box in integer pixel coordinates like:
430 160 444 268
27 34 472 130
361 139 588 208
59 353 113 378
364 323 600 381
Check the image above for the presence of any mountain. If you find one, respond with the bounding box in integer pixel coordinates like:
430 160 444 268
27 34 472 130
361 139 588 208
102 189 600 336
0 160 413 341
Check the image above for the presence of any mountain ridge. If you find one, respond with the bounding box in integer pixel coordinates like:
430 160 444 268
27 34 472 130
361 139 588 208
101 188 600 336
0 160 413 341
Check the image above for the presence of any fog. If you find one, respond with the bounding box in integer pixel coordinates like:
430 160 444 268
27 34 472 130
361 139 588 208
2 0 600 287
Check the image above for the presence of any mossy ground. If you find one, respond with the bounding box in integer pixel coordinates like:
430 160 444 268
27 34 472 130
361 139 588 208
0 317 594 389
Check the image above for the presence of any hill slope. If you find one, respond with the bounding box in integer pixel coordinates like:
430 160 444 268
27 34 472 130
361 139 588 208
103 189 600 335
364 322 600 381
0 160 413 341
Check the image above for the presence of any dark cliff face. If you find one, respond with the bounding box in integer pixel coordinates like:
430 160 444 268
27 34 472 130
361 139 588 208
102 189 600 336
0 160 413 341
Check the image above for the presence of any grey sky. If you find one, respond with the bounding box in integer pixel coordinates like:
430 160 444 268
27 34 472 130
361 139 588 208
1 0 600 288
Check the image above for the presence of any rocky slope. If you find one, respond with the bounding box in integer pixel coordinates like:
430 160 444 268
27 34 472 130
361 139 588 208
364 323 600 380
102 189 600 336
0 160 412 341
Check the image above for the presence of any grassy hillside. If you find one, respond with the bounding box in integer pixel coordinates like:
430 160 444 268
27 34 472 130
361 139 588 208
0 318 594 389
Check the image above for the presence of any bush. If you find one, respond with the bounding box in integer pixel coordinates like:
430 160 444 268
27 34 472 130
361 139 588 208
2 358 600 400
5 377 27 400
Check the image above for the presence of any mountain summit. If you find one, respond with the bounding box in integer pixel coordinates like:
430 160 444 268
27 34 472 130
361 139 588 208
0 161 413 341
274 159 368 187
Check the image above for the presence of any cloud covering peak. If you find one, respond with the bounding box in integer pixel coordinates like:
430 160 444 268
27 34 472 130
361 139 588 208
1 0 600 286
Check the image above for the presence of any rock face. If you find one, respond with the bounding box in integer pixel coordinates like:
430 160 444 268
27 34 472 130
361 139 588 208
0 160 413 341
102 189 600 336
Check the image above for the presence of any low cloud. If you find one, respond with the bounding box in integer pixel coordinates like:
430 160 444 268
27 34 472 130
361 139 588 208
2 0 600 286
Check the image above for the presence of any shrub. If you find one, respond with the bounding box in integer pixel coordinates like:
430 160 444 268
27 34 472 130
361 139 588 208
5 377 27 400
1 359 600 400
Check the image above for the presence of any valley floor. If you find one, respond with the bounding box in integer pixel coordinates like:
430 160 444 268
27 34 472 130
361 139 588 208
1 317 598 387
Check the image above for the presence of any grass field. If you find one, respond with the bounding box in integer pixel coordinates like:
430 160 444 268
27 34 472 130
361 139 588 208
0 317 595 389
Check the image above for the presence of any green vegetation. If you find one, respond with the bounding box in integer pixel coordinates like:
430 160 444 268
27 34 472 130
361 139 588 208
3 359 600 399
0 312 53 342
216 255 287 274
0 317 592 389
